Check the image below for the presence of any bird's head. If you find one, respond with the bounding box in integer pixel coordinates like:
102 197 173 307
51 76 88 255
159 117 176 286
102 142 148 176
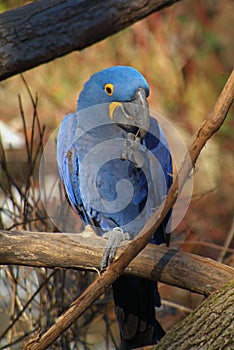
77 66 150 138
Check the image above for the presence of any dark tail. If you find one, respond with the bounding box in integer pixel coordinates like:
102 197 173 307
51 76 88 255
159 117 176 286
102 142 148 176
112 275 165 350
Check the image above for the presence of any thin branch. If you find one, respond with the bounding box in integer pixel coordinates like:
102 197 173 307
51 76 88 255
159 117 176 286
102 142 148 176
25 70 234 350
0 271 56 341
176 240 234 254
217 217 234 263
18 95 31 165
161 300 192 314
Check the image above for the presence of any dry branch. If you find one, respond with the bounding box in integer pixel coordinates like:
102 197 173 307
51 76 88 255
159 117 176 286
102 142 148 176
24 71 234 350
153 280 234 349
1 229 234 296
0 0 182 81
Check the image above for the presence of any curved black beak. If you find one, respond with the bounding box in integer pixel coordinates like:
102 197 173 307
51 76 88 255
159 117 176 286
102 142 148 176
109 88 150 138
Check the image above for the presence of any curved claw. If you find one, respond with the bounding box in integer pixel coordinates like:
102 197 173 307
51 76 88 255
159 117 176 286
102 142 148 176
100 227 130 271
121 133 144 168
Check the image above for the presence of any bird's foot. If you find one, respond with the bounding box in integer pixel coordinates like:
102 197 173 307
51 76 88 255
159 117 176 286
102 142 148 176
100 227 130 271
121 133 144 168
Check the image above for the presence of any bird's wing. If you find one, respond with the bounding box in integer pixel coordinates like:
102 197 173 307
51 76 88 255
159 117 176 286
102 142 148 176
144 116 173 244
56 113 91 224
146 116 172 191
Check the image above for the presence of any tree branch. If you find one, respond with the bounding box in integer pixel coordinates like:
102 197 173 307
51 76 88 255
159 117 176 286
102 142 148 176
1 229 234 297
24 71 234 349
153 280 234 350
0 0 182 82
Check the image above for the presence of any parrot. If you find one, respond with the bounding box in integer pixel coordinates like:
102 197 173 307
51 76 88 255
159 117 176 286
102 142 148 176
57 66 172 349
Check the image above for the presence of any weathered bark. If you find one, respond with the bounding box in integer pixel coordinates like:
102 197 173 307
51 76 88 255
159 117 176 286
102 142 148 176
1 229 234 296
0 0 182 81
153 280 234 350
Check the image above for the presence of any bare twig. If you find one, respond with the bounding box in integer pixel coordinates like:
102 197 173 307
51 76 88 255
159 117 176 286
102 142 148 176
176 240 234 254
217 218 234 263
25 71 234 350
161 300 192 314
0 271 56 341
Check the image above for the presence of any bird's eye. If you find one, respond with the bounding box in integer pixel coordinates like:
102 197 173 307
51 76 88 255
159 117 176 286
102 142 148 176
104 83 114 96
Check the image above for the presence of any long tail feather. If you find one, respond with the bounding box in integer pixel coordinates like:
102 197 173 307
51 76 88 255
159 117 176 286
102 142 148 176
113 276 165 349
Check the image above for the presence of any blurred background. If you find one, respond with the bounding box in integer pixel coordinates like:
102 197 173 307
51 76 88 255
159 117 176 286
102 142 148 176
0 0 233 349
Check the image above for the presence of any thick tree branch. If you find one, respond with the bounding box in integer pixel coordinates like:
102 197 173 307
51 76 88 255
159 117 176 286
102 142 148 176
0 0 182 82
153 280 234 350
1 229 234 296
24 71 234 350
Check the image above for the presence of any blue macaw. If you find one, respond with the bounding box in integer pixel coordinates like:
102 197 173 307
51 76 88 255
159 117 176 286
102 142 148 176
57 66 172 349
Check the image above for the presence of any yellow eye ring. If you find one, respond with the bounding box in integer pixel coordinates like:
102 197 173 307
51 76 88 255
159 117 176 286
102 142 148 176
104 83 114 96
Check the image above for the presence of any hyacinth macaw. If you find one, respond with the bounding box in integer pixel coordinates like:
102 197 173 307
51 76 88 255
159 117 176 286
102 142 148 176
57 66 172 349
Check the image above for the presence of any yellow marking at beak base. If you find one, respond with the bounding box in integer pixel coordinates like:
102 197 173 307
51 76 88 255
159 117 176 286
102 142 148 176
109 102 122 119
